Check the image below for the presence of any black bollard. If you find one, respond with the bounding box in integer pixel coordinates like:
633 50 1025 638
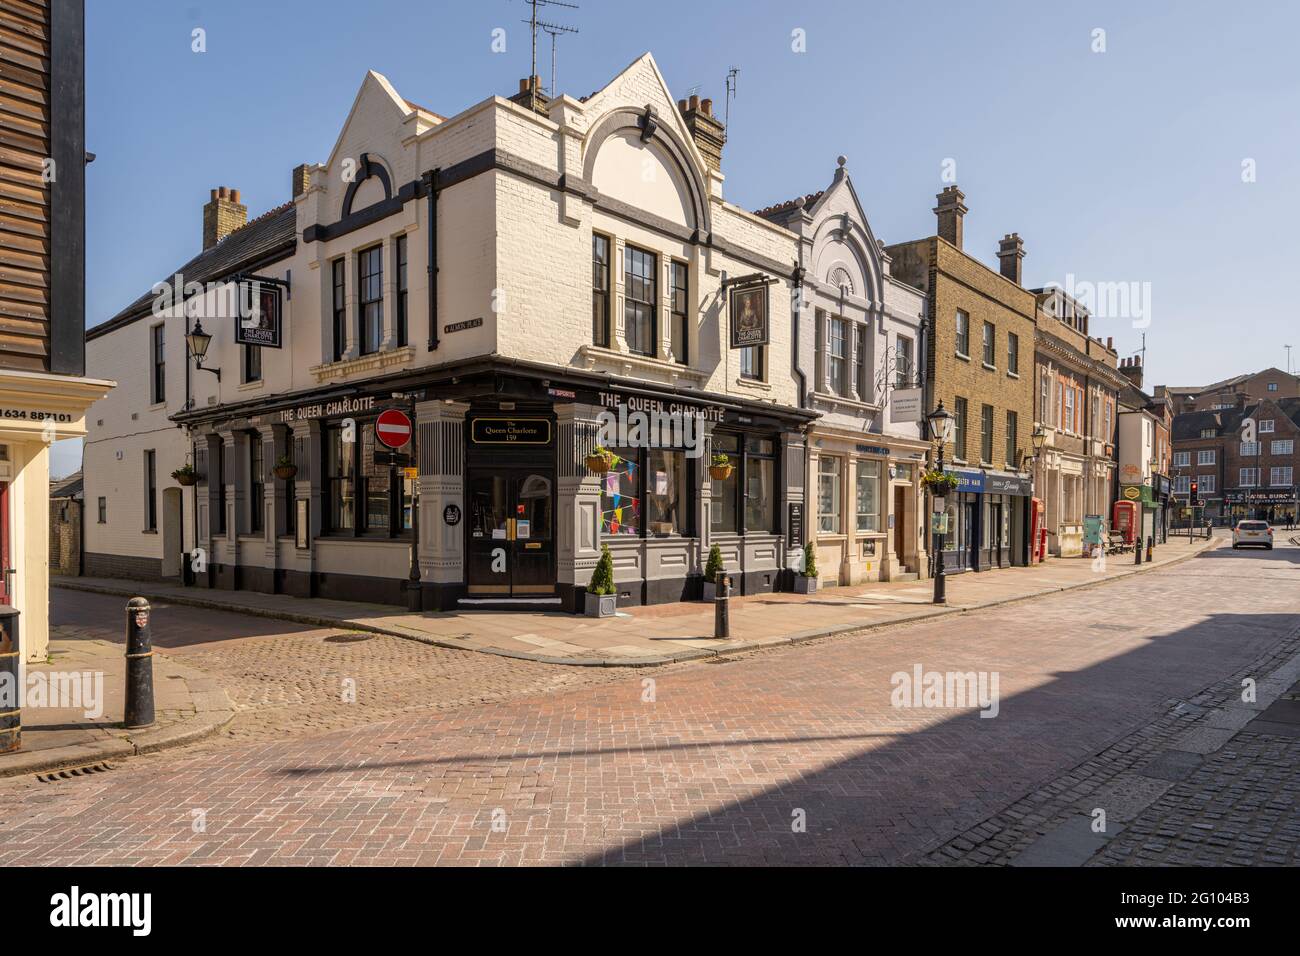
1146 534 1153 562
714 574 731 640
124 597 155 729
0 606 20 753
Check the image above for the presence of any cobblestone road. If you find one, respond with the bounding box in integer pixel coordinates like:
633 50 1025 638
4 542 1296 866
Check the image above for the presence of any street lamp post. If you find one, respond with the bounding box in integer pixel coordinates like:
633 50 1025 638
1029 424 1047 558
927 402 955 606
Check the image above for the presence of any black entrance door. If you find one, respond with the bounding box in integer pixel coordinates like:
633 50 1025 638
467 469 555 596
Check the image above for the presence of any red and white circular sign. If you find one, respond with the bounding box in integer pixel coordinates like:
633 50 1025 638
375 408 413 449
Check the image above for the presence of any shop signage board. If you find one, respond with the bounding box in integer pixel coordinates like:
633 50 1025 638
889 387 923 423
985 473 1033 496
728 283 769 349
787 502 804 548
1225 488 1295 504
951 470 984 493
234 280 282 348
470 418 552 445
375 409 413 449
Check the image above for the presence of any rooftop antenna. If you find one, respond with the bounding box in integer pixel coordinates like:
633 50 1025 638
520 0 578 110
724 67 739 141
535 20 579 97
1286 344 1293 376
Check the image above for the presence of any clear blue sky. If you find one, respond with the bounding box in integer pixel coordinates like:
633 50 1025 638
58 0 1300 476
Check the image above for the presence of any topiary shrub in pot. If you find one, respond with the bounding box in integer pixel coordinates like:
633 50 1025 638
584 543 618 617
702 543 725 601
794 541 819 594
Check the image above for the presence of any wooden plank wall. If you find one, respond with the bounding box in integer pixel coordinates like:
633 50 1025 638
0 0 51 371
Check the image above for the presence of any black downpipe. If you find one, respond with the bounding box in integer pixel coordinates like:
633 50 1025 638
425 168 440 352
790 261 808 408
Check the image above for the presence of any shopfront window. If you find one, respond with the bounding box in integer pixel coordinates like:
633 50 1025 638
647 448 689 535
711 434 740 533
744 436 776 533
325 421 411 537
600 447 641 536
856 460 880 532
818 456 842 534
248 432 263 534
328 426 355 531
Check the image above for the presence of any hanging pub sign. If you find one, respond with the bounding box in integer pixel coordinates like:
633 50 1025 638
728 282 770 349
234 279 283 348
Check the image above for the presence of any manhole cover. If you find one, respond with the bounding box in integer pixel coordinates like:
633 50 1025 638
323 633 374 644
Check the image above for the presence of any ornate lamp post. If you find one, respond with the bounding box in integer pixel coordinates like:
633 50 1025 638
185 319 220 381
927 401 955 605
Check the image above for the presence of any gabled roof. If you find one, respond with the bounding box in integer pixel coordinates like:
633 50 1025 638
88 202 297 340
51 470 83 499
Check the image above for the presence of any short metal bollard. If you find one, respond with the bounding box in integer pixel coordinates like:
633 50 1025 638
1146 534 1154 562
0 605 20 753
124 597 155 729
714 574 731 640
1134 533 1142 565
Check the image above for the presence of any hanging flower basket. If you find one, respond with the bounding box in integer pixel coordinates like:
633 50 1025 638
920 469 959 495
709 453 734 482
585 446 615 474
273 454 298 481
171 465 199 487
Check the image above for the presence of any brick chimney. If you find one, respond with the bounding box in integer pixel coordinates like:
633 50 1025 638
1119 355 1143 389
997 233 1025 285
508 76 549 115
934 186 967 250
202 186 246 250
678 95 725 175
292 164 312 198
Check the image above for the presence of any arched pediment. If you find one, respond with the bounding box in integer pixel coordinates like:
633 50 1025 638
341 152 393 218
582 107 710 234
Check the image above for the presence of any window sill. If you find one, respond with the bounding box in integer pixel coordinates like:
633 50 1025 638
577 344 709 383
982 363 997 372
310 346 415 382
141 529 157 535
955 352 971 362
735 376 771 391
237 379 265 392
1007 371 1020 379
810 391 881 414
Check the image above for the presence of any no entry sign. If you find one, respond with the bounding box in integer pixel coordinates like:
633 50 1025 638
375 408 413 449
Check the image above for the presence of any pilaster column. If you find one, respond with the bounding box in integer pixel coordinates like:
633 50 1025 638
381 235 397 351
416 400 469 596
557 403 605 591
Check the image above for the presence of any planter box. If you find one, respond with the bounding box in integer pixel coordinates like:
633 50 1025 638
584 592 617 617
793 575 818 595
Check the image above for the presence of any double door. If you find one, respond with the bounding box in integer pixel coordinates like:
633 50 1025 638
466 468 555 596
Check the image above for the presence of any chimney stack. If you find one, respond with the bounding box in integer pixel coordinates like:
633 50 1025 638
1106 336 1114 350
292 164 312 198
508 76 549 115
678 94 725 176
933 186 967 250
996 233 1025 285
202 186 247 250
1118 355 1143 389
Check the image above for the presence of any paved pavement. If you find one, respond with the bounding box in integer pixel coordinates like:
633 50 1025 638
0 533 1294 866
3 636 233 777
56 532 1213 664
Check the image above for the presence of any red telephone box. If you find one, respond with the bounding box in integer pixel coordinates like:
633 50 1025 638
1113 499 1139 545
1029 497 1044 563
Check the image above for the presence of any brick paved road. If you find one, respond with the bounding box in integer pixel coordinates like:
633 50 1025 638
4 542 1297 866
51 592 632 744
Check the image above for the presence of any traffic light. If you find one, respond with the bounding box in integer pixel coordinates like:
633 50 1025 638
1190 480 1199 505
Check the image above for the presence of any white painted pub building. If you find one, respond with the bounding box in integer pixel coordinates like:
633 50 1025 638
82 54 929 611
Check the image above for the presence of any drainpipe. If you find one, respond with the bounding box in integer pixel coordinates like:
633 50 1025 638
424 169 440 352
791 260 808 408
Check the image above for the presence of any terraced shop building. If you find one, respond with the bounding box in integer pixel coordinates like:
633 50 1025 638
81 55 817 612
0 0 113 664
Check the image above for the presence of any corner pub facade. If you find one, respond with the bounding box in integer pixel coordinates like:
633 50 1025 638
83 55 832 612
